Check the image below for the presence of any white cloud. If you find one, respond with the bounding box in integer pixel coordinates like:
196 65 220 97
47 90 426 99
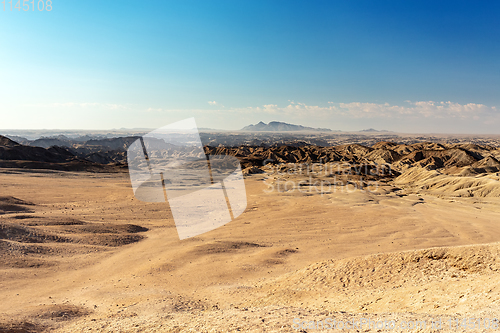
27 100 496 131
208 100 225 108
407 101 491 119
230 101 498 122
144 107 164 112
32 100 495 122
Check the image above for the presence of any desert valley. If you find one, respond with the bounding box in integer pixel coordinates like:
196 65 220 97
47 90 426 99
1 130 500 332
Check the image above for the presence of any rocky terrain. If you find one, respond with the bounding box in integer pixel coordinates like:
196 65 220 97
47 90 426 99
3 133 500 173
2 134 500 332
3 133 500 199
0 135 128 171
205 141 500 171
207 141 500 198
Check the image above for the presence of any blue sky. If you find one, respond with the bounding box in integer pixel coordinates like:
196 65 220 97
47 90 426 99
1 0 499 133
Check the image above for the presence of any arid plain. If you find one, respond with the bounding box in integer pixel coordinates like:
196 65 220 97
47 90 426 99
2 134 500 332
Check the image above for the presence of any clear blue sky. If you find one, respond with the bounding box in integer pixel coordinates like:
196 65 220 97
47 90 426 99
1 0 499 133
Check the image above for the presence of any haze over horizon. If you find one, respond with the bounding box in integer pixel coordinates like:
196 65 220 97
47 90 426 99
1 1 499 133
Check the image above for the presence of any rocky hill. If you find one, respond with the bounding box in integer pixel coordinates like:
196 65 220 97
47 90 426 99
205 141 500 198
2 135 500 198
0 136 125 172
204 141 500 171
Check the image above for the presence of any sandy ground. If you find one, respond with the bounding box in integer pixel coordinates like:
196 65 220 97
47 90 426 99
1 168 500 332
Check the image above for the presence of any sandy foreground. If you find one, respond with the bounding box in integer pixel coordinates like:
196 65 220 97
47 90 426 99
1 168 500 332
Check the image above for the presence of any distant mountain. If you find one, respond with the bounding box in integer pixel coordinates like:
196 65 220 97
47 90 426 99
198 127 227 132
360 128 390 133
30 137 74 148
241 121 331 132
3 135 28 145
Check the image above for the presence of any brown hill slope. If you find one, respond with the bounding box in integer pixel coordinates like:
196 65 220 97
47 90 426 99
0 135 124 172
0 136 20 147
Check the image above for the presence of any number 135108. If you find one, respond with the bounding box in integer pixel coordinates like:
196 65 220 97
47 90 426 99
2 0 52 11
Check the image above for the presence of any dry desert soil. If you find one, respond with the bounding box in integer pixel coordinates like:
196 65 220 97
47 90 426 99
1 161 500 332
